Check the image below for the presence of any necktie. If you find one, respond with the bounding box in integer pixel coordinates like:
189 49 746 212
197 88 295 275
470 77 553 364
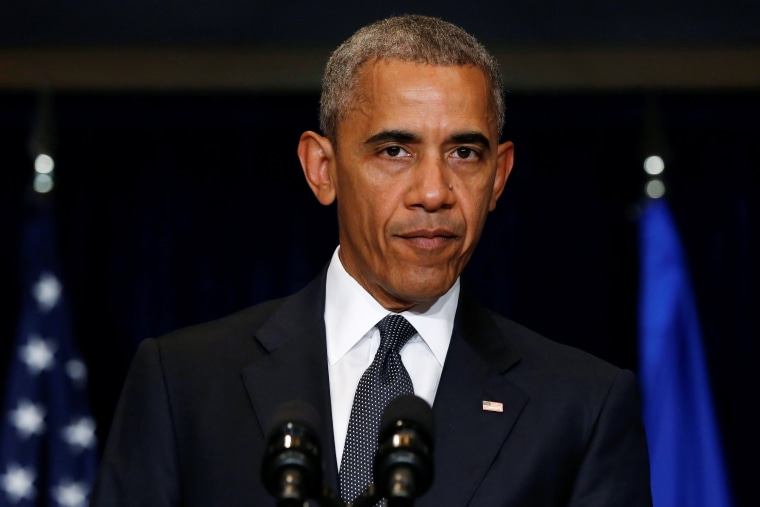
339 314 417 504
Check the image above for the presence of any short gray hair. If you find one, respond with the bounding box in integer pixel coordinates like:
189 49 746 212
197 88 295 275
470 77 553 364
320 14 505 142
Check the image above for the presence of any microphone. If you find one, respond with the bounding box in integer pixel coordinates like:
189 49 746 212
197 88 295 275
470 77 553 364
373 395 435 506
261 401 323 507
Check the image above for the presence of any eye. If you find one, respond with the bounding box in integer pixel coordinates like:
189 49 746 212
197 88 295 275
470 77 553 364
453 147 479 160
383 146 409 158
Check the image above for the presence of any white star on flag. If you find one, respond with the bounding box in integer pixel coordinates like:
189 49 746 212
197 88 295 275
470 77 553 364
32 272 62 312
20 335 56 374
9 400 46 438
62 417 96 451
52 480 88 507
0 464 36 502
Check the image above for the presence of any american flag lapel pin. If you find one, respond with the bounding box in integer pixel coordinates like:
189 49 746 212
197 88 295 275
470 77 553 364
482 400 504 413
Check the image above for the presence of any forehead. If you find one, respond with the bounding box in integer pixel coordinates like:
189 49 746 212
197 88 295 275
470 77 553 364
342 59 497 138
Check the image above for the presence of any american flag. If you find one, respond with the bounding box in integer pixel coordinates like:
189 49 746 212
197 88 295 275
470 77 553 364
0 202 98 507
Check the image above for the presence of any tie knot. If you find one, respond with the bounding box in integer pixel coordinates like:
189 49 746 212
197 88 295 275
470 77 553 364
376 314 417 353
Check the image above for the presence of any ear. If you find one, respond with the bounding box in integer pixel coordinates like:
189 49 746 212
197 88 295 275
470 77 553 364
298 131 337 206
489 141 514 211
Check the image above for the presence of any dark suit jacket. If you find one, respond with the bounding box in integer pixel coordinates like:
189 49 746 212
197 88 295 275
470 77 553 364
91 272 652 506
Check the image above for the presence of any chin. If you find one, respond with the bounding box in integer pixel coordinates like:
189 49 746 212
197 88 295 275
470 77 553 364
392 277 453 304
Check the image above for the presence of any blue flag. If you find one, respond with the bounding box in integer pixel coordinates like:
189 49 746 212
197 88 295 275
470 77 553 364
0 202 98 507
638 199 732 507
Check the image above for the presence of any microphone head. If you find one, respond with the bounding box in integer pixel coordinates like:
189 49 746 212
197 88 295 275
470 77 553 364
261 400 323 502
378 394 434 447
375 395 435 501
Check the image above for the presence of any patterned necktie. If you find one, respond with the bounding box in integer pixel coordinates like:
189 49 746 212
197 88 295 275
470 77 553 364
339 314 417 504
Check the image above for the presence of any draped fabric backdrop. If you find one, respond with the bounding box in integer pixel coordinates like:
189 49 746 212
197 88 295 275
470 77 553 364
1 91 757 504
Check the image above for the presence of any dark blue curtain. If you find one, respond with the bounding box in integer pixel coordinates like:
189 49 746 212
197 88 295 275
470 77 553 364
1 91 757 504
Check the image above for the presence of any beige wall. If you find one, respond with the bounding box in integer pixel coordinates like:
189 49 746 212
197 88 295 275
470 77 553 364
2 46 759 92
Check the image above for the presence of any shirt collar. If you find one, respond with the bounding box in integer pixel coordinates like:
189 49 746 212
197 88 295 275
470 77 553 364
324 246 458 367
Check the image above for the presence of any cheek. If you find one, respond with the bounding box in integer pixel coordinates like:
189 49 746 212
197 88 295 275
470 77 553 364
460 188 493 237
341 190 391 244
357 182 404 231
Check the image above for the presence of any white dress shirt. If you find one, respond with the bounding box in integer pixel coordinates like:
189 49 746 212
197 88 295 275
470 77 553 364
324 247 458 467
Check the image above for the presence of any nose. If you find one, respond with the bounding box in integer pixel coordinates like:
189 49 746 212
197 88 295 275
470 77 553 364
406 153 456 212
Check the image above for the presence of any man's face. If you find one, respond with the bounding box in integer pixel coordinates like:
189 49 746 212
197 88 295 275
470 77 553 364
300 59 514 311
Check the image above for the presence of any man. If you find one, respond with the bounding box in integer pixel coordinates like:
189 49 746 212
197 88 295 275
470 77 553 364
91 15 652 506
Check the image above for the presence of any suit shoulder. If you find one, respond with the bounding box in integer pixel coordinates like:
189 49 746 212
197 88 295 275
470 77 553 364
159 297 285 345
484 308 623 384
139 297 287 374
476 309 646 440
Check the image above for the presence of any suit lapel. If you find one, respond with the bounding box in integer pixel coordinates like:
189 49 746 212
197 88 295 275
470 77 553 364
420 295 528 507
239 272 341 492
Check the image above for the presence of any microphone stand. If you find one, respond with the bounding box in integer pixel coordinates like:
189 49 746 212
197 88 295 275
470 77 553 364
316 482 389 507
346 483 415 507
347 483 383 507
318 485 349 507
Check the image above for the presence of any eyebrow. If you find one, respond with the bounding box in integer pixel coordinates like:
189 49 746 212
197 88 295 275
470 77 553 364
364 130 419 145
363 129 492 151
450 131 491 152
